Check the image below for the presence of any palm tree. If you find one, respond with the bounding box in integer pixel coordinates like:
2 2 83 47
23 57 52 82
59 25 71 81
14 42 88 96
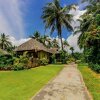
46 37 52 48
70 47 74 55
63 40 69 49
52 39 59 48
0 33 12 50
42 0 74 50
74 0 100 69
74 0 100 49
39 35 49 46
31 31 40 40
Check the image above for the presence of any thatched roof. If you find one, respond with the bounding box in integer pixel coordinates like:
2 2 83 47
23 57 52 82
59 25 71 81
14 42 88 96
15 39 49 52
48 48 59 54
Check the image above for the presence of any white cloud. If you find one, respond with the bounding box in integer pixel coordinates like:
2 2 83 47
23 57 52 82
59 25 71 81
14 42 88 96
70 6 86 28
67 6 86 53
0 0 25 39
9 36 30 46
67 34 83 53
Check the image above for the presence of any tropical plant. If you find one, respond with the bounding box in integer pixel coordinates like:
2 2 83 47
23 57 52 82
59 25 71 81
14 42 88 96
75 0 100 72
70 47 74 55
52 39 59 48
13 52 29 70
39 35 49 46
60 50 68 64
63 40 69 50
0 55 14 70
42 0 74 50
31 31 41 40
51 54 56 64
46 37 52 48
0 33 12 50
39 58 48 65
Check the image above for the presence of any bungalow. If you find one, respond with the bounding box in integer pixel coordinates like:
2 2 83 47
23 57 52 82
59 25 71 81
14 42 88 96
15 38 59 66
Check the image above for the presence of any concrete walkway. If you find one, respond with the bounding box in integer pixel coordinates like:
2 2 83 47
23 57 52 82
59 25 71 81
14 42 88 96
32 64 92 100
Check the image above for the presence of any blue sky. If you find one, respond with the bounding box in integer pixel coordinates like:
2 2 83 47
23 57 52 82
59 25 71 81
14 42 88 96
24 0 80 39
0 0 85 40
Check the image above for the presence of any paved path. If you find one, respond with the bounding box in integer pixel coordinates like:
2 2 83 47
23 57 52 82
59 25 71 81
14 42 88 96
32 64 92 100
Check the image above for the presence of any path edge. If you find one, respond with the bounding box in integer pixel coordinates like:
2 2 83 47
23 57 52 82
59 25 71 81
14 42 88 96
30 64 66 100
77 64 93 100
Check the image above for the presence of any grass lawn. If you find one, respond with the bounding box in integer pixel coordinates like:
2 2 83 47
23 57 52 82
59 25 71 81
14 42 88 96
78 63 100 100
0 64 64 100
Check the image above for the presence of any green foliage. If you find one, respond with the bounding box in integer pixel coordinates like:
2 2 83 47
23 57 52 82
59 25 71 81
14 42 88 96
39 58 48 65
42 0 74 50
74 1 100 73
75 60 81 64
95 14 100 25
67 57 75 64
13 52 29 71
73 52 83 60
89 63 100 73
60 50 68 64
51 54 56 64
0 55 14 70
0 33 12 50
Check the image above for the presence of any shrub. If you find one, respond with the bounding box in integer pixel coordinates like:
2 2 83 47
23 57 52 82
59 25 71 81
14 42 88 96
76 60 81 64
60 50 68 64
0 55 14 70
51 54 56 64
67 57 75 64
39 58 48 66
89 63 100 73
13 52 29 70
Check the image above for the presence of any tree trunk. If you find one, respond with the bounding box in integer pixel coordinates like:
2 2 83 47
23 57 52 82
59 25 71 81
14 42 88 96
59 33 63 50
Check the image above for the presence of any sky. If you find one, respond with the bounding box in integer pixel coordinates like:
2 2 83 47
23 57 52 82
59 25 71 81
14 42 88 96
0 0 87 52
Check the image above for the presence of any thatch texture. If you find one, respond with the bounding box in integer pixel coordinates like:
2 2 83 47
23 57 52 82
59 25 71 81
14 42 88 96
15 39 49 52
48 48 59 54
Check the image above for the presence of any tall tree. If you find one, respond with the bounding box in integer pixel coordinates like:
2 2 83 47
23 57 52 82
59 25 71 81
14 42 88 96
52 39 59 49
0 33 12 50
31 31 40 40
70 47 74 55
39 35 49 46
63 40 69 49
46 37 52 48
42 0 74 50
74 0 100 65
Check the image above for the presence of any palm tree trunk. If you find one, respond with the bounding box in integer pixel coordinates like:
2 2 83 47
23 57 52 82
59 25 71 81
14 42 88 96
59 33 63 50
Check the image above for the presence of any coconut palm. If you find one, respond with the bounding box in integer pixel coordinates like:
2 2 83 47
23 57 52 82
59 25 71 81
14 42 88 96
46 37 52 48
31 31 40 40
39 35 49 46
70 47 74 55
0 33 12 50
74 0 100 49
52 39 59 49
74 0 100 67
63 40 69 49
42 0 74 50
